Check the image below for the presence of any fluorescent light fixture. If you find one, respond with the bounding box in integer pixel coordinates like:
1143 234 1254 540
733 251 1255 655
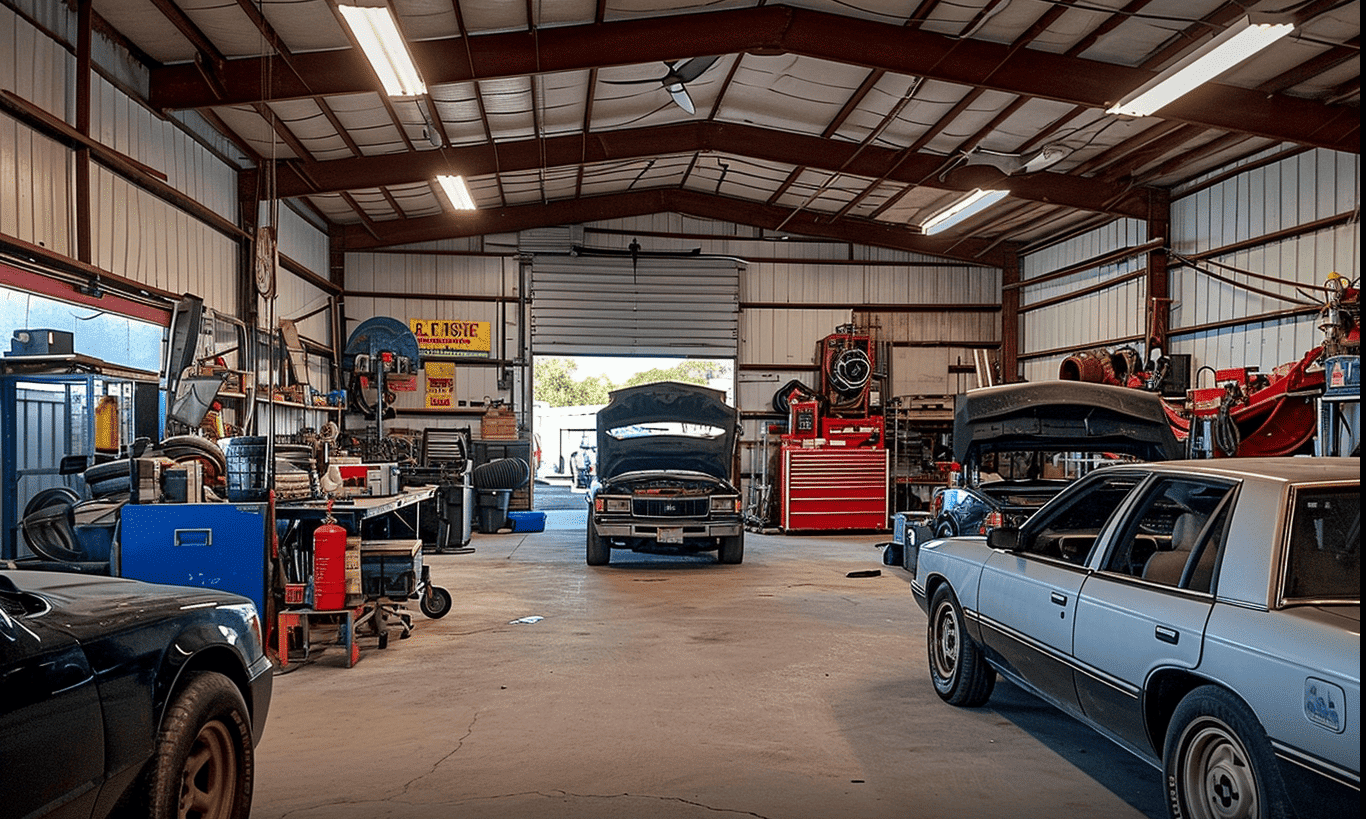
435 174 477 211
1107 15 1293 117
920 189 1009 235
338 5 426 97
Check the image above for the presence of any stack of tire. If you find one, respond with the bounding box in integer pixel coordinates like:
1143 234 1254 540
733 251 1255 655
82 436 227 500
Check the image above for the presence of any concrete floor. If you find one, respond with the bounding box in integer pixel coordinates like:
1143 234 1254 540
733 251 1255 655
253 505 1165 819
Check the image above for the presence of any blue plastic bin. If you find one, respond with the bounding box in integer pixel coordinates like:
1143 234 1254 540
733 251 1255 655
506 511 546 533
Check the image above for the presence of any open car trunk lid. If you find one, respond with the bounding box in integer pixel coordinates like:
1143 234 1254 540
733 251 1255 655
596 381 738 482
953 381 1182 465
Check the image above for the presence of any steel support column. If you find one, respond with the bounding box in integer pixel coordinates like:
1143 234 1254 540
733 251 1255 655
1146 189 1172 355
1001 244 1021 382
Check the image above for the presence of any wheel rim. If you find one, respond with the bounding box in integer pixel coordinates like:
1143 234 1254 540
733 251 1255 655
178 720 237 819
930 600 959 681
1179 718 1259 819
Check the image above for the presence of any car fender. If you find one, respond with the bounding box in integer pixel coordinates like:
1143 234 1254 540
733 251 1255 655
916 536 993 642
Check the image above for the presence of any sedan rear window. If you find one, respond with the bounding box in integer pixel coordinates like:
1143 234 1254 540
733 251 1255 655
1284 486 1360 602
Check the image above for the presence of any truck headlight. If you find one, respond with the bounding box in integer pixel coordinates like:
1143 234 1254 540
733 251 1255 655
710 496 739 514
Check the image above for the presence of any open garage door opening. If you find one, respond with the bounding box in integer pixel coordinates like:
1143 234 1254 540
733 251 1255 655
532 355 735 487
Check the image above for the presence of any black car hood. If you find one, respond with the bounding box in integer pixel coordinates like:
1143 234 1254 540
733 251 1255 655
1 570 249 639
953 381 1182 464
596 381 738 481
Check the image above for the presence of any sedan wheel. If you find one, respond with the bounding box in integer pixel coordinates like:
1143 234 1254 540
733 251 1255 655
1164 686 1293 819
586 523 610 566
927 585 995 707
143 671 253 819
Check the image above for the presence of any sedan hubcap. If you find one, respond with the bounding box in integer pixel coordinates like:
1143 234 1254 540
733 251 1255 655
933 603 959 678
1182 721 1258 819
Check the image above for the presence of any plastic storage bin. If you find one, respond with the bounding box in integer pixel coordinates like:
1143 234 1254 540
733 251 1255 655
507 511 546 532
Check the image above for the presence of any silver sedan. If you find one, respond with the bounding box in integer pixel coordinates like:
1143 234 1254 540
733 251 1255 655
911 457 1359 819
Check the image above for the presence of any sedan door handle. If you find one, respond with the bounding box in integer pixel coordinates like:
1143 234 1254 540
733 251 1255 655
1155 625 1180 645
1050 591 1068 606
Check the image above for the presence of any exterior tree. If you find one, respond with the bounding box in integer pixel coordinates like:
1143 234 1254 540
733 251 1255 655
534 358 613 407
535 358 730 407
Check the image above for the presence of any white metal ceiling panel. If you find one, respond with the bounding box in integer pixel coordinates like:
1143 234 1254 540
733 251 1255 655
719 55 867 136
263 99 351 162
864 79 966 148
603 0 754 23
174 0 273 59
323 93 409 156
686 155 794 201
920 89 1021 156
258 0 350 53
480 77 536 141
537 71 592 137
831 73 920 147
456 0 538 35
429 83 489 146
390 0 462 43
531 1 598 29
531 254 742 357
92 0 194 62
212 105 301 160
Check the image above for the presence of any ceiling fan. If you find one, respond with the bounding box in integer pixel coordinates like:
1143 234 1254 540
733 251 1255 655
602 56 720 115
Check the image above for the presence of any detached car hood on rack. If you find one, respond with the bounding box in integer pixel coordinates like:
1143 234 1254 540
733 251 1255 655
596 381 738 482
953 381 1182 464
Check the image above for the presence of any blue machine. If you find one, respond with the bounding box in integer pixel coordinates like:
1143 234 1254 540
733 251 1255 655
119 503 269 615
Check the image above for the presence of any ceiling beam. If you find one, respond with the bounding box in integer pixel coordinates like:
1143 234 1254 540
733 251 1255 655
336 188 1009 265
261 121 1151 218
148 5 1359 152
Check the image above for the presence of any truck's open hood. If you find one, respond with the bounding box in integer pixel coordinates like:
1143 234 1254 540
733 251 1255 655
596 382 738 481
953 381 1182 464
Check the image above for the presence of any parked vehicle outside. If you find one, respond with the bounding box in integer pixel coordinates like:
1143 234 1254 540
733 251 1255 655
587 381 744 565
1 569 273 819
931 381 1182 538
912 457 1360 819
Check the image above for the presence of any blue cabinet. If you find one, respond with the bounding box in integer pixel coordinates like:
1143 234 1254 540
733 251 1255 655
119 503 269 615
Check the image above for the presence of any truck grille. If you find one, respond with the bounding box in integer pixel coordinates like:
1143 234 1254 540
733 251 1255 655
633 497 708 517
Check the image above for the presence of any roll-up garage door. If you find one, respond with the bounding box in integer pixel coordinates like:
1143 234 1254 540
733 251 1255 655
531 255 742 357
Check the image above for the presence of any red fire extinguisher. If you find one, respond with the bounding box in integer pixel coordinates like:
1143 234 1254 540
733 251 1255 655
313 501 347 611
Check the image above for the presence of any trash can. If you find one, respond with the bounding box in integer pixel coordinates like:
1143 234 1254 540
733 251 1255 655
475 488 512 533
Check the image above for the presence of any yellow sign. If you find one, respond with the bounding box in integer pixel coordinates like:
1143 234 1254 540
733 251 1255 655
425 361 454 408
409 319 491 358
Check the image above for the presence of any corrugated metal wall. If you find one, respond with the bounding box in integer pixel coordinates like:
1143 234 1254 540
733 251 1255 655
1168 149 1359 375
1017 149 1359 383
1019 219 1149 382
345 247 519 428
90 165 240 314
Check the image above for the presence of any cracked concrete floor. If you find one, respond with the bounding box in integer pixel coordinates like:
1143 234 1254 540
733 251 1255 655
253 508 1164 819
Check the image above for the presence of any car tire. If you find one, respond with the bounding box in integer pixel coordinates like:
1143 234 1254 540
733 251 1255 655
142 670 254 819
1164 685 1294 819
935 520 956 539
586 523 610 566
927 584 995 707
420 586 453 619
718 535 744 564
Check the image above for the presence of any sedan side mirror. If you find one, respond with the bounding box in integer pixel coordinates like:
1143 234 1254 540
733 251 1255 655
987 527 1020 552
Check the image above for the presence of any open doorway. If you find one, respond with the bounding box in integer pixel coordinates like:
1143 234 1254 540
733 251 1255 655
532 355 734 486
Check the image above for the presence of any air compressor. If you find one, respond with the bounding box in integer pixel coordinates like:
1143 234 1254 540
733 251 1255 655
312 502 347 610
